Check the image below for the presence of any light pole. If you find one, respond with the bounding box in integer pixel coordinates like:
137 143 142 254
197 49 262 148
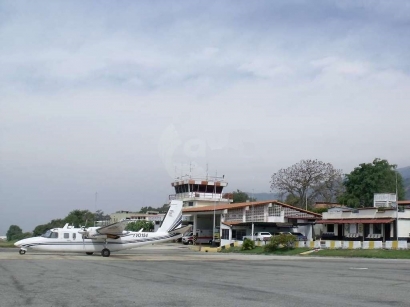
212 181 216 247
396 171 399 241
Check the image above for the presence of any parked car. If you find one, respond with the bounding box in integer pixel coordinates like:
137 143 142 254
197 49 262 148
291 232 307 241
243 232 272 241
182 232 194 245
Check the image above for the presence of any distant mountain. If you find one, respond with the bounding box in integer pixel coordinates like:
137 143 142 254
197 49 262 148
249 192 280 201
398 167 410 200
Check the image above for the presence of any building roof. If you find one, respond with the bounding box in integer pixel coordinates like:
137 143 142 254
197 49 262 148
171 179 227 187
313 202 346 209
222 221 295 227
398 200 410 205
317 218 395 224
182 200 322 217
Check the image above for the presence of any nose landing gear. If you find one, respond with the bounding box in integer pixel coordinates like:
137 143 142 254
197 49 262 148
19 249 26 255
101 248 111 257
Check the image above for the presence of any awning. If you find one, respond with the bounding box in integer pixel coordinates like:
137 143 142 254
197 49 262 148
222 221 312 227
317 218 395 224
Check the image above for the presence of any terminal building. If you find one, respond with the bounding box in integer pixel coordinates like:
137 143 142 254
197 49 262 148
183 200 321 245
174 174 321 245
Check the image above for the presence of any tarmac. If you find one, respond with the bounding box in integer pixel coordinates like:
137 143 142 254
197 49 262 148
1 244 410 307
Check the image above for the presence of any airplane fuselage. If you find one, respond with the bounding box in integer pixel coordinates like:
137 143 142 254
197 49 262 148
16 228 180 253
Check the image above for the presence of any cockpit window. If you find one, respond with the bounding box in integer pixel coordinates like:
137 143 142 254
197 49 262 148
50 232 58 238
41 230 52 238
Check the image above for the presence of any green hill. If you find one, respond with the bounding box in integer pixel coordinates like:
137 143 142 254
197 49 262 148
398 167 410 199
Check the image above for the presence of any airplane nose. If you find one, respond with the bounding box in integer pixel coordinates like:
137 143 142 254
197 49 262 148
14 241 21 248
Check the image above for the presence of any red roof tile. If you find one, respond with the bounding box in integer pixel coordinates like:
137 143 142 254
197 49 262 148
182 200 322 217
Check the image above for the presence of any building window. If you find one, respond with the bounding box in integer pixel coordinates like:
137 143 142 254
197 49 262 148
373 224 382 234
232 229 247 240
188 202 194 207
268 204 282 216
283 206 315 219
245 205 265 222
226 208 243 222
327 224 334 232
222 229 229 240
64 233 69 239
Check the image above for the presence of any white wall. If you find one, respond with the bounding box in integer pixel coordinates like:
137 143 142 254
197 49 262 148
398 220 410 239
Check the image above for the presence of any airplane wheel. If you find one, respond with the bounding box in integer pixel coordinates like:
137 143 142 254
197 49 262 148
86 252 93 255
19 249 26 255
101 248 110 257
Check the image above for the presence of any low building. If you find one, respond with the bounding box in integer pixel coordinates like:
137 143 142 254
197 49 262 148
182 200 321 246
317 201 410 242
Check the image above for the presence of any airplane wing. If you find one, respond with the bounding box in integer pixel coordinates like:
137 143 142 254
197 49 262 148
169 225 192 235
96 220 129 235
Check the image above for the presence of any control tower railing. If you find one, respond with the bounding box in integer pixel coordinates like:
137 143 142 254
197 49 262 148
169 192 225 200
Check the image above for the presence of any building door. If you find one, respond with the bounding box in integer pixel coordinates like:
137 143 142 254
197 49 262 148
364 224 370 239
337 224 343 240
384 223 391 241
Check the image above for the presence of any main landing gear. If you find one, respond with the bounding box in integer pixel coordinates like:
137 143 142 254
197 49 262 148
19 249 26 255
101 248 111 257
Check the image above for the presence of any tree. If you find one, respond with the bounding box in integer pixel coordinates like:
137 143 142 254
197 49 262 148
339 158 405 208
270 159 343 208
125 220 154 232
33 219 66 237
94 210 111 223
6 225 30 241
139 204 169 213
64 210 94 228
229 190 256 203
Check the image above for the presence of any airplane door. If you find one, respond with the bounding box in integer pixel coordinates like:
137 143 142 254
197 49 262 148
63 232 72 249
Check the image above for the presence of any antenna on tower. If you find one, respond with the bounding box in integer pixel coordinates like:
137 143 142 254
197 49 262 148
206 163 209 180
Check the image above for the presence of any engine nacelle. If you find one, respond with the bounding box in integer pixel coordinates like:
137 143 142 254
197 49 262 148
80 228 120 239
83 228 107 239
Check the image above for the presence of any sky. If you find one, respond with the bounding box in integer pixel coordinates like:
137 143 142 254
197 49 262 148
1 1 410 234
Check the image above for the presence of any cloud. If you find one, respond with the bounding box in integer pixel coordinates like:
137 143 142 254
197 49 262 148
1 1 410 234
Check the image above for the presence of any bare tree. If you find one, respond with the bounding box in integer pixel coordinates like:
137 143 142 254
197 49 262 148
270 159 343 208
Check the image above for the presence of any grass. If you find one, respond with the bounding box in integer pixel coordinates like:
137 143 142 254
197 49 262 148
220 246 410 259
306 249 410 259
220 246 310 255
0 240 17 248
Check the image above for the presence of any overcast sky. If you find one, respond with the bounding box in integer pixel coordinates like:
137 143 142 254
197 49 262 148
1 1 409 234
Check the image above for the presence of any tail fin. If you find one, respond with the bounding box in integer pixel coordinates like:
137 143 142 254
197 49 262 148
157 200 183 233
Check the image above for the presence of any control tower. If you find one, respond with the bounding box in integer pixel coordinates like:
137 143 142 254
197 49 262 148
170 175 232 207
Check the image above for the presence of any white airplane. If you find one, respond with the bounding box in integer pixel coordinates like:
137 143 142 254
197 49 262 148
15 200 190 257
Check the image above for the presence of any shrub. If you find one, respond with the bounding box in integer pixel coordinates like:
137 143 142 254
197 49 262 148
242 238 256 250
264 234 296 252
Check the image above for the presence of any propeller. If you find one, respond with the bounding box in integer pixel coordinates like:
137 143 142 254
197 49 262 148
79 219 88 250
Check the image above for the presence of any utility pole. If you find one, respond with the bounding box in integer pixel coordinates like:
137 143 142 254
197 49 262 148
396 171 399 241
